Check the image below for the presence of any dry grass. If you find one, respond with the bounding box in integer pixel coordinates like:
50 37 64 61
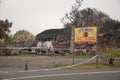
76 61 120 69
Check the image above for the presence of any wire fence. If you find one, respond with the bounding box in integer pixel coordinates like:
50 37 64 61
0 46 120 73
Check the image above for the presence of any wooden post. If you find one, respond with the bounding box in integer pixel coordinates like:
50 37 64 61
96 27 99 68
70 26 75 65
25 61 28 70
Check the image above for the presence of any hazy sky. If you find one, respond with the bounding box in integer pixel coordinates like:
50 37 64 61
0 0 120 35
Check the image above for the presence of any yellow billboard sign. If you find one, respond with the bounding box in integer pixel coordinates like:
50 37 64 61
74 27 97 44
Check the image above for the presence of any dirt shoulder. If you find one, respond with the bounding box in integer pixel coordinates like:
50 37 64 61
0 56 84 71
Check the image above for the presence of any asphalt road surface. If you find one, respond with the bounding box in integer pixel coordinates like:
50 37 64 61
0 68 120 80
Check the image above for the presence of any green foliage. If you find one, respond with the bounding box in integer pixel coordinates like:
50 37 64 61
76 61 120 69
0 19 12 39
0 49 12 56
53 54 93 59
104 48 120 58
4 35 14 46
52 62 63 68
47 62 68 68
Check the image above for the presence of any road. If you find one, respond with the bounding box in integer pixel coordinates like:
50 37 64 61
0 68 120 80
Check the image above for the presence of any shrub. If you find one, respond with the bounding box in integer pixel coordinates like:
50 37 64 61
103 48 120 64
0 49 12 56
